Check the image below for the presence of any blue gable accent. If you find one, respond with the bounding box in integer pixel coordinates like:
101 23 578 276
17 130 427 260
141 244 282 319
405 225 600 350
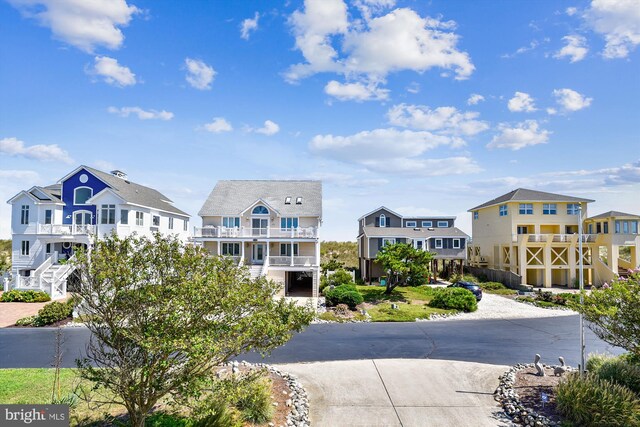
61 168 110 225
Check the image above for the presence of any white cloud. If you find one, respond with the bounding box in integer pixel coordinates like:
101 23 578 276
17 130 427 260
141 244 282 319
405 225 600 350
566 7 578 16
0 137 73 163
107 106 173 120
546 107 558 115
89 56 136 86
501 40 540 58
184 58 215 90
554 35 589 62
553 88 593 112
387 104 489 138
286 1 474 97
507 91 537 112
406 82 420 94
254 120 280 136
360 156 482 176
488 120 551 150
7 0 139 53
240 12 259 40
324 80 389 101
467 94 485 105
584 0 640 58
203 117 233 133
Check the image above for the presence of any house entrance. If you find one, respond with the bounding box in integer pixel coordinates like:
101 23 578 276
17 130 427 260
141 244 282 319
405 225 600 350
252 243 265 264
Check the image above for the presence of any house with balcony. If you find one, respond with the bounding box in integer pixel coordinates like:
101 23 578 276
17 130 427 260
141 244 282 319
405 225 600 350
357 206 469 284
7 165 190 298
193 180 322 297
467 188 640 288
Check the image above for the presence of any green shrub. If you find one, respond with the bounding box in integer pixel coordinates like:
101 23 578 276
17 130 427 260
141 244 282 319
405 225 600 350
33 301 73 326
555 372 640 427
516 296 536 304
235 375 273 423
479 281 506 290
535 290 555 303
553 292 581 306
324 284 364 309
448 273 478 284
1 289 50 303
586 353 611 373
428 288 477 312
145 412 192 427
594 356 640 395
328 269 353 286
14 315 36 326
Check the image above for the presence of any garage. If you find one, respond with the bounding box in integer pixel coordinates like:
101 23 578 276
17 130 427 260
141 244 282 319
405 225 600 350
286 271 313 297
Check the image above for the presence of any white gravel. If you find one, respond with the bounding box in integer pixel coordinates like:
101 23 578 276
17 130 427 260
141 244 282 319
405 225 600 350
435 293 576 321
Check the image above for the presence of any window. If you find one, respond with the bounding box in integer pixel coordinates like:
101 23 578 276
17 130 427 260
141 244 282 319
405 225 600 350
517 226 528 235
405 221 417 228
499 205 508 217
543 204 557 215
280 243 299 256
183 220 188 231
615 220 638 234
121 209 129 225
632 221 639 234
381 238 395 247
588 223 593 234
281 217 299 229
45 243 51 255
435 239 443 249
221 243 240 256
152 215 160 227
100 204 116 225
74 187 93 205
44 209 52 225
603 222 608 234
135 211 144 226
596 222 602 234
453 239 460 249
285 197 291 204
21 240 29 256
252 205 269 215
223 217 240 228
20 205 29 224
567 203 580 215
169 218 174 230
422 220 433 227
437 220 449 227
519 204 533 215
623 221 629 234
296 197 302 204
473 212 478 220
379 214 386 227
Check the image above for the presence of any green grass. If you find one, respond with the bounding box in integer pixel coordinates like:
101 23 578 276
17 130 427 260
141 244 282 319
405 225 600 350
318 311 368 322
0 368 79 404
356 285 437 304
366 302 453 322
484 288 518 295
355 285 454 322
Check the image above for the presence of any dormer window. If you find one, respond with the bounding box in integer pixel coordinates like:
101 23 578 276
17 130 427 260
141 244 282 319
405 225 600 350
379 214 386 227
296 197 302 204
285 197 292 204
74 187 93 205
252 205 269 215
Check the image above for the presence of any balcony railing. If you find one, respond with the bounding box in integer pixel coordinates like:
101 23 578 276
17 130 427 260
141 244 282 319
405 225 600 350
512 233 599 244
194 226 318 239
268 256 316 267
37 224 95 235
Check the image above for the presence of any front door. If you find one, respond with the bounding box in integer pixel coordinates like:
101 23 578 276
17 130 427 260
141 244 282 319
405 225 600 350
252 218 269 236
252 243 265 264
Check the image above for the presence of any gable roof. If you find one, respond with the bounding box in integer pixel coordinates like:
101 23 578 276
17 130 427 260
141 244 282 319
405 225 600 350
77 166 189 217
357 206 403 221
469 188 595 211
363 226 469 239
588 210 640 220
198 180 322 218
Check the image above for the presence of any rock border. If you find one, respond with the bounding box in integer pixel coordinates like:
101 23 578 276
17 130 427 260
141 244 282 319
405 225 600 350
494 363 575 427
233 361 311 427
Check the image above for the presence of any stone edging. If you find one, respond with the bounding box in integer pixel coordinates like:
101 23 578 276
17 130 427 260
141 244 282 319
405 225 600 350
233 361 311 427
494 363 574 427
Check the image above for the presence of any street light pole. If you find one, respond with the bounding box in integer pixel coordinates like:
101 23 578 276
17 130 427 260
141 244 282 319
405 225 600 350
578 204 586 374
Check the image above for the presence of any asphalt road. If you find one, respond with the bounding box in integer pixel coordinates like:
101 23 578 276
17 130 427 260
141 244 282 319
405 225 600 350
0 315 622 369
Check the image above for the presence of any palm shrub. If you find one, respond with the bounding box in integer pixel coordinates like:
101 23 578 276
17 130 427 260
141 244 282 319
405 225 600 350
428 288 477 312
555 372 640 427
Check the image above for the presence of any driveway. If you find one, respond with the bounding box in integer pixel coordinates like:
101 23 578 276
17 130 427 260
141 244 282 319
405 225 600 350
277 359 510 427
0 292 50 327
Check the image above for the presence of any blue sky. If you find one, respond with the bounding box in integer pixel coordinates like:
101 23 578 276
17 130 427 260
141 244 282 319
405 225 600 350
1 0 639 240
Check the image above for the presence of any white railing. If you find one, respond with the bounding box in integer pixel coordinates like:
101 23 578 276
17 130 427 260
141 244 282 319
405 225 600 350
268 256 316 267
13 275 40 290
517 233 599 244
37 224 95 235
194 226 318 239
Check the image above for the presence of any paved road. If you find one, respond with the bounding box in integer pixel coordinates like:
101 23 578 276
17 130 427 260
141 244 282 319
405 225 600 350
0 315 621 369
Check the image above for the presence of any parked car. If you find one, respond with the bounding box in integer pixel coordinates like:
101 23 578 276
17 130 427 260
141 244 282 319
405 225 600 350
448 281 482 301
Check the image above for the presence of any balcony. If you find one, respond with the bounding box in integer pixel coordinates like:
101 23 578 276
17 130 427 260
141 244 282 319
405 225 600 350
194 226 318 239
37 224 95 235
512 233 598 244
268 256 316 267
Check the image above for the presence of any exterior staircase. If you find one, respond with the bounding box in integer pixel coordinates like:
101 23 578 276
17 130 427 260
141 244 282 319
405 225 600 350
248 265 264 280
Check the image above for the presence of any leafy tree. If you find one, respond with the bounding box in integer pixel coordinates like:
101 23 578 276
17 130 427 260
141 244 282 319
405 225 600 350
74 233 314 427
375 243 434 295
570 270 640 359
320 241 358 270
321 258 345 276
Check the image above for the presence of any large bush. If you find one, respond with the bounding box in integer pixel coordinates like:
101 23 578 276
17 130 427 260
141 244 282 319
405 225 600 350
320 269 353 293
588 355 640 395
33 300 74 326
428 288 477 312
324 284 364 310
1 289 50 303
555 372 640 427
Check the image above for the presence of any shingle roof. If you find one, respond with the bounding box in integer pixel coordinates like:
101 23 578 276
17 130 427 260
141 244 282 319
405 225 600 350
198 180 322 218
363 226 469 239
469 188 594 211
588 210 640 220
83 166 189 217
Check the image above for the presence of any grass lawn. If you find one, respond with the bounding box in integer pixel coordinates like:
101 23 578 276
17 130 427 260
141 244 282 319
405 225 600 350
355 285 455 322
317 311 368 322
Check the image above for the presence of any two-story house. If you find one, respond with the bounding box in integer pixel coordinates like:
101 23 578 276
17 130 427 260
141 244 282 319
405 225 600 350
357 206 469 284
193 180 322 297
7 165 190 298
468 188 640 287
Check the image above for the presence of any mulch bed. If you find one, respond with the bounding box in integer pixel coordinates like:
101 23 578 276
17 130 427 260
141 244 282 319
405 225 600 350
513 367 563 424
267 370 292 427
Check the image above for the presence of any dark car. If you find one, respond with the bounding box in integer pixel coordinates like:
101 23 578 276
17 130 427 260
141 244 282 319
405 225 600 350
448 281 482 301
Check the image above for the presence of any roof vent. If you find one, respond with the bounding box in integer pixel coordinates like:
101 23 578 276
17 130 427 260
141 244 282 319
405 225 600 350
296 197 302 204
285 196 292 204
111 170 128 179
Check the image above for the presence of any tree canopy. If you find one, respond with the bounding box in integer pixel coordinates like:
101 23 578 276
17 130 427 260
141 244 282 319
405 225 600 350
375 243 434 294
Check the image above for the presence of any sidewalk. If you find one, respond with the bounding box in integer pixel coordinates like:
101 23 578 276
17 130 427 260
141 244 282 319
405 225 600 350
276 359 510 427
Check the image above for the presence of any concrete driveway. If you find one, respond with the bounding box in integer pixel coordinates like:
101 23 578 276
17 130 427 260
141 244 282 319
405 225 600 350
276 359 510 427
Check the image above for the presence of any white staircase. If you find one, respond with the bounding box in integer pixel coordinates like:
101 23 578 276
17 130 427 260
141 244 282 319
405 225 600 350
248 265 264 279
11 254 76 300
